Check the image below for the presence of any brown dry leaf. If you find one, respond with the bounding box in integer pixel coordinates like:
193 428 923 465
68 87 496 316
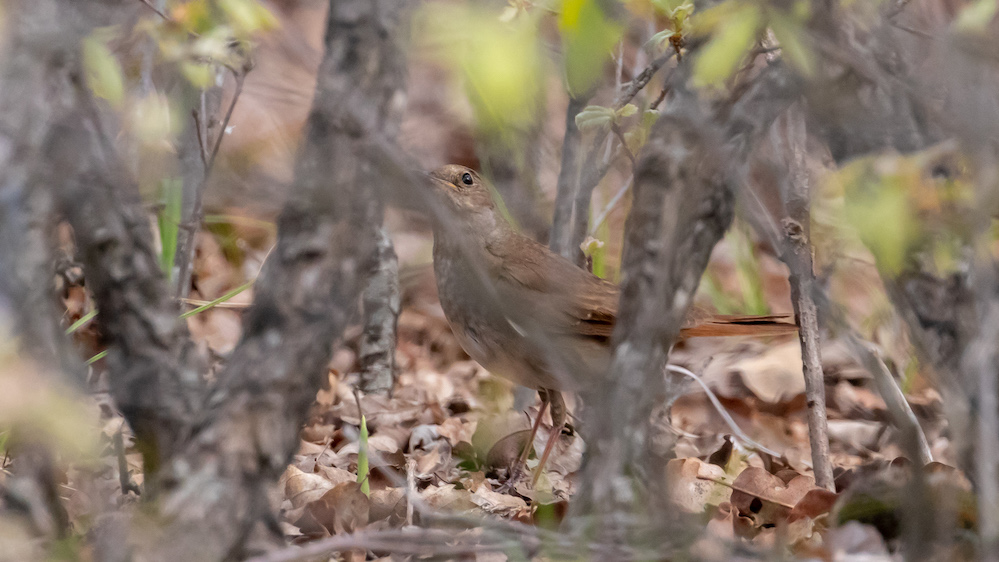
826 419 883 451
690 502 738 559
369 487 406 523
413 443 448 479
419 484 476 512
789 488 839 521
729 467 816 527
409 424 442 451
192 231 237 299
283 465 334 508
666 458 731 513
300 481 370 535
375 423 413 451
731 340 806 403
438 416 476 445
300 423 338 444
410 368 457 404
337 434 399 457
831 380 887 417
314 464 356 487
297 440 329 456
470 486 531 518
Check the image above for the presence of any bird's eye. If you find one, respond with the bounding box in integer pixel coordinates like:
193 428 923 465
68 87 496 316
461 172 473 186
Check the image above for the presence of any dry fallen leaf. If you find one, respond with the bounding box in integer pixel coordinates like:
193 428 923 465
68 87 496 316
299 481 370 536
283 465 334 509
666 458 731 513
470 486 531 518
729 467 816 528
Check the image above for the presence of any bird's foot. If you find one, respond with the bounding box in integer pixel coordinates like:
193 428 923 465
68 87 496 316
496 464 528 494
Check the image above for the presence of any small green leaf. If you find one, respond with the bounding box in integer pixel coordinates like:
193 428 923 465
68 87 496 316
575 104 616 131
646 29 674 52
181 62 215 89
616 103 638 118
82 29 125 108
129 93 179 148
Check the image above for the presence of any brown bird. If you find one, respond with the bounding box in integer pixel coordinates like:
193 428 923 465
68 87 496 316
427 164 796 486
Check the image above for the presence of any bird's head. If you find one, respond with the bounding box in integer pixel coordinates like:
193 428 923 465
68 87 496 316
427 165 496 218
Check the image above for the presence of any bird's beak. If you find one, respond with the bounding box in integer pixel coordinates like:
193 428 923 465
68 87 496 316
427 170 459 192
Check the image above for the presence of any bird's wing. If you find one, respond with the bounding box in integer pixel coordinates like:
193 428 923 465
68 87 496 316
485 233 618 342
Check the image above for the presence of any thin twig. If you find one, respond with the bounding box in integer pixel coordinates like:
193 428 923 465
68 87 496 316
138 0 170 22
612 51 674 111
207 69 244 172
666 365 784 459
192 110 208 169
243 528 529 562
589 173 632 236
840 331 933 464
550 95 590 262
175 66 245 299
113 429 141 496
610 123 636 169
564 53 678 259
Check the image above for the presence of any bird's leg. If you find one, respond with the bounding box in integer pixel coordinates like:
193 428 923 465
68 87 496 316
532 389 566 486
498 388 551 492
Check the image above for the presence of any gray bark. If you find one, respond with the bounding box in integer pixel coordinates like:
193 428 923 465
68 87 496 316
124 1 410 558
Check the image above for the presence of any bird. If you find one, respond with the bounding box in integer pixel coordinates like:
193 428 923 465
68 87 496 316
426 164 796 487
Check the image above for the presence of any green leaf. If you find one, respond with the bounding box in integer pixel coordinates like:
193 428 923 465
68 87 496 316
158 178 183 280
82 29 125 108
181 61 215 89
559 0 623 93
129 93 180 148
646 29 674 52
357 415 370 497
575 104 616 131
693 4 760 89
616 103 638 118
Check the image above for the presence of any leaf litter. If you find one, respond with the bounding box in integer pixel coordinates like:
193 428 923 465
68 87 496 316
41 217 967 561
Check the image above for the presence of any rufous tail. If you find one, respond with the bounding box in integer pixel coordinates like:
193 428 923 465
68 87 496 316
679 313 798 338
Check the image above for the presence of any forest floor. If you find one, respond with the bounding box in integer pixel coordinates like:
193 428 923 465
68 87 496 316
53 219 970 561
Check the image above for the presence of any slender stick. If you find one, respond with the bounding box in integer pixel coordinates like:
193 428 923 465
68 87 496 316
773 106 834 490
549 95 590 261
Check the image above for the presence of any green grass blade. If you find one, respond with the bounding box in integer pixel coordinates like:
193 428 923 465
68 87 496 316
180 279 254 319
357 414 370 497
66 309 98 334
158 177 184 280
